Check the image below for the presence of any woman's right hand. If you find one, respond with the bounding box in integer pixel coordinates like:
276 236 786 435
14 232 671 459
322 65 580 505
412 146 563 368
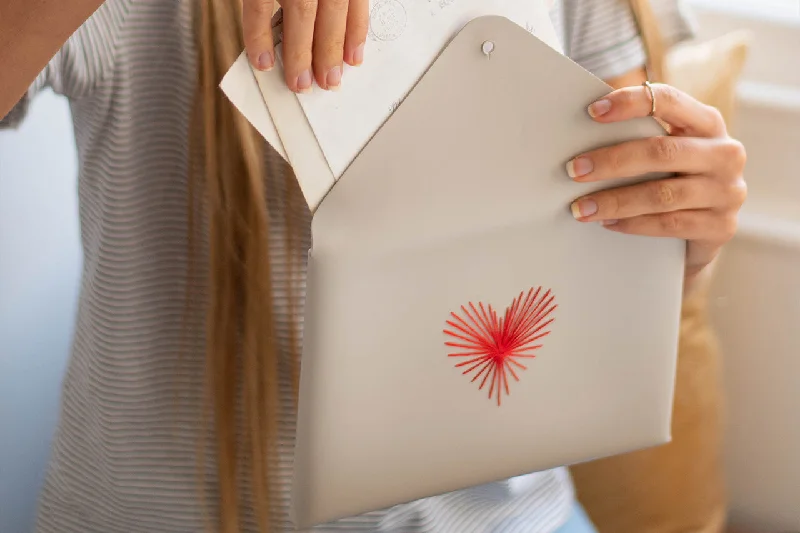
243 0 369 93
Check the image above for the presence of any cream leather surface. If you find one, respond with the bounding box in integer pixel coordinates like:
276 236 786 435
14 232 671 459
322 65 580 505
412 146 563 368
292 15 685 528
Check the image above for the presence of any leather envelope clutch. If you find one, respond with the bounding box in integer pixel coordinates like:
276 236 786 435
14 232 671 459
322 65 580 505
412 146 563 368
225 14 685 530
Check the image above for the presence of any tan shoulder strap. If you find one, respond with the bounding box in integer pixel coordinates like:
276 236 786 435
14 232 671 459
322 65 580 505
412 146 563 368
628 0 668 82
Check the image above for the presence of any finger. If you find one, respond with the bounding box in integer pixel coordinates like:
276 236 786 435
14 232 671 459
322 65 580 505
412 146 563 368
587 83 727 139
599 210 738 243
566 136 733 182
344 0 369 66
312 0 349 90
569 176 737 223
243 0 278 71
282 0 318 93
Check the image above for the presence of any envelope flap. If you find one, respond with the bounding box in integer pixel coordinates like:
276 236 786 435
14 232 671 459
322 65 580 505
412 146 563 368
312 15 666 256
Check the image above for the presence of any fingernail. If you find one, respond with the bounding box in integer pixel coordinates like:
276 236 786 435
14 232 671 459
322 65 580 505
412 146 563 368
566 156 593 179
326 66 342 91
352 43 365 66
296 69 313 93
588 99 612 118
571 198 598 219
258 51 274 71
601 219 619 226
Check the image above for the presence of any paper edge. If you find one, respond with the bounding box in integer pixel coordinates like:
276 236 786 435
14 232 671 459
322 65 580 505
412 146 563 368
220 52 288 162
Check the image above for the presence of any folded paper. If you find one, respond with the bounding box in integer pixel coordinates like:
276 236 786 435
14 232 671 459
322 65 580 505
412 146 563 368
221 0 562 211
219 54 287 161
289 0 563 179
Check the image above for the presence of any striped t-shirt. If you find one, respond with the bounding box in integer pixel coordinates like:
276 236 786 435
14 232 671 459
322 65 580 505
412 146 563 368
2 1 692 532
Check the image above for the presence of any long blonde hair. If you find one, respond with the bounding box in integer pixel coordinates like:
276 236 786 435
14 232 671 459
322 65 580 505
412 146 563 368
191 0 300 531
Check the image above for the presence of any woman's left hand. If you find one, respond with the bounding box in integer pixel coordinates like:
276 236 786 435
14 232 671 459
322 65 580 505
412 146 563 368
567 82 747 284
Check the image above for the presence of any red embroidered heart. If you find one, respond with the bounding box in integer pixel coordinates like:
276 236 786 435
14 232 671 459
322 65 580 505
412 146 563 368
444 287 557 406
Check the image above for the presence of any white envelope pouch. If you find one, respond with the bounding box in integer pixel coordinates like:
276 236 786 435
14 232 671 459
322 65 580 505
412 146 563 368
287 16 685 529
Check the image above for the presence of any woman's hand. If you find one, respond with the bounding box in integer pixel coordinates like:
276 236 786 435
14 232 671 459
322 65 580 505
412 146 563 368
567 83 747 285
243 0 369 92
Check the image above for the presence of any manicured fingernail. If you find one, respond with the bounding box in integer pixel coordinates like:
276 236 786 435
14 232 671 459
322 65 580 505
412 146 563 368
352 43 365 66
258 51 274 71
588 99 612 117
326 66 342 91
296 69 313 93
566 156 593 179
571 198 598 219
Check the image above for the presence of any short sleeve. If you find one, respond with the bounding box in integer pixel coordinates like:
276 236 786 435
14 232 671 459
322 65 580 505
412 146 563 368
651 0 697 48
553 0 697 80
1 0 131 129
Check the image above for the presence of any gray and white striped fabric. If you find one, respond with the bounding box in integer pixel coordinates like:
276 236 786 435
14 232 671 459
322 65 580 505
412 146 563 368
2 1 692 532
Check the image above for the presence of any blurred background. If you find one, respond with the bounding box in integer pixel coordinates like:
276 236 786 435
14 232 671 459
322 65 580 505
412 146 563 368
692 0 800 529
0 92 81 531
0 0 797 532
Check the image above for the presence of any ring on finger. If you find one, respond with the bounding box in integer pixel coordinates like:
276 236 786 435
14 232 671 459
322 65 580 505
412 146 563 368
643 80 657 117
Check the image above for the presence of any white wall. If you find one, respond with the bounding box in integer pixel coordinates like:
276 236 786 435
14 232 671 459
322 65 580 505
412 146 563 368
0 91 81 533
691 4 800 532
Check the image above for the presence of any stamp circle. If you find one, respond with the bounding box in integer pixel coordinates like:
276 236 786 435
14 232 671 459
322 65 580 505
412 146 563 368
369 0 407 42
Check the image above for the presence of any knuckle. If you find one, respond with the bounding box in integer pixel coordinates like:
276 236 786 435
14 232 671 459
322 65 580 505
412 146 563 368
290 50 313 66
285 44 313 66
726 178 748 208
604 192 623 217
657 84 682 109
244 26 272 48
294 0 318 17
723 139 748 171
320 37 346 58
616 87 638 109
648 136 680 163
660 212 683 233
244 34 261 51
707 105 725 127
325 0 350 10
348 18 370 38
604 144 628 173
649 180 679 208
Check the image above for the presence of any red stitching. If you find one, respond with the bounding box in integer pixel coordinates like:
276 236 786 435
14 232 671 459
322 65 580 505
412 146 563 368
444 287 557 406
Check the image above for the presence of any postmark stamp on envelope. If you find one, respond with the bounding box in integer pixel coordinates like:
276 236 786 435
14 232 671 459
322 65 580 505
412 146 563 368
369 0 408 42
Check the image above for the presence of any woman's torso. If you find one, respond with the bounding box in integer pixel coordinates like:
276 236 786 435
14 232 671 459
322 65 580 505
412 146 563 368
27 0 690 531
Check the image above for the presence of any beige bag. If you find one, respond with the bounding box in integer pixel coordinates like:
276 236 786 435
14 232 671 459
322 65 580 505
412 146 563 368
571 3 751 533
632 0 752 124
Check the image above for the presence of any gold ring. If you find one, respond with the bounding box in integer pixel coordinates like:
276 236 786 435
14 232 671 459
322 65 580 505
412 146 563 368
643 80 657 117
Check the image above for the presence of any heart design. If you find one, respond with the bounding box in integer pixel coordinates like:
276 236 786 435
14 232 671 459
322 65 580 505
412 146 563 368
444 287 557 406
